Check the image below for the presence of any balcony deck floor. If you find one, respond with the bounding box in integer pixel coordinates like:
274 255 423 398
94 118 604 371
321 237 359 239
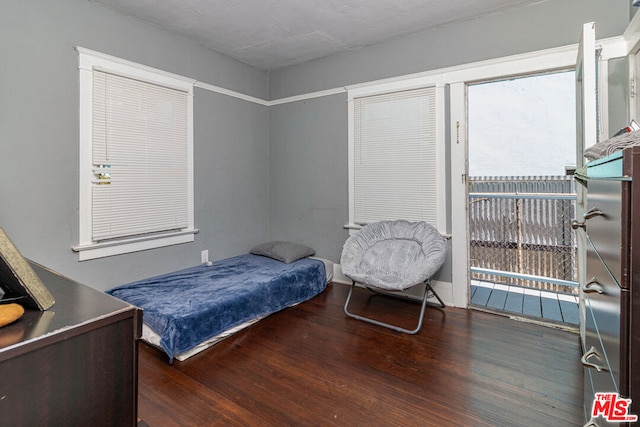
470 280 579 326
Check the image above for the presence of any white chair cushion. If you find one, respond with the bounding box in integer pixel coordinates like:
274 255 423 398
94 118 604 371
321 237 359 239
340 220 447 291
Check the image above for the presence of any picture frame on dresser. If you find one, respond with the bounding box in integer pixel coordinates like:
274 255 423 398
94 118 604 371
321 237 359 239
0 228 54 311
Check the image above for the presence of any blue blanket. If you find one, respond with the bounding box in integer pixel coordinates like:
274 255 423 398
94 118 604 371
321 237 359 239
107 254 326 362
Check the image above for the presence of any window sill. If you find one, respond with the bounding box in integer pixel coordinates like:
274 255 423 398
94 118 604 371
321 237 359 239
72 229 199 261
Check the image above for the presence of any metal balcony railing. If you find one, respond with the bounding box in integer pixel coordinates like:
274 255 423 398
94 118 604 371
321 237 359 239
468 176 578 295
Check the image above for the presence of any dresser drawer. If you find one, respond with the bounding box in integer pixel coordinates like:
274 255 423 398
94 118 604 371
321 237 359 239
584 246 621 379
583 292 621 427
586 235 622 289
583 291 620 387
584 180 622 283
584 364 618 427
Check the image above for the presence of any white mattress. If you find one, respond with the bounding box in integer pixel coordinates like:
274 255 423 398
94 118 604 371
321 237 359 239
142 257 333 361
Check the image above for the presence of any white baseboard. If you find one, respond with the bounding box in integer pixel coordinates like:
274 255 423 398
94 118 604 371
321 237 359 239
332 263 454 307
332 263 351 285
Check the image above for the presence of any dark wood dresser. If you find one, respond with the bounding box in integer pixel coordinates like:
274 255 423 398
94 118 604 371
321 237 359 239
0 261 142 426
576 146 640 426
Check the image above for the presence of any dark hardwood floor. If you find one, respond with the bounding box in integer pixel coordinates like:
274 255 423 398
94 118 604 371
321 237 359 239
138 283 584 426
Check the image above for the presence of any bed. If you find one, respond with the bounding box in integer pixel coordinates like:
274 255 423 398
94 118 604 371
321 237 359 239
107 246 332 363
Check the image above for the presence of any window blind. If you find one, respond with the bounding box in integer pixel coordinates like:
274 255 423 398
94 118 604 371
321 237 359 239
353 87 438 225
91 70 189 241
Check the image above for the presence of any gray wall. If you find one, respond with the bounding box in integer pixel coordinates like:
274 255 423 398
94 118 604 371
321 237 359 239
267 0 632 270
269 0 631 99
268 94 349 261
1 0 269 290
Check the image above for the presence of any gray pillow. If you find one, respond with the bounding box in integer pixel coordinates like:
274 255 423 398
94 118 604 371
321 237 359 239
250 241 315 264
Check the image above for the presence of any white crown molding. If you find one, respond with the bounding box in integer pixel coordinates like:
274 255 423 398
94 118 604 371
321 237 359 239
80 33 629 108
268 87 347 106
194 80 269 106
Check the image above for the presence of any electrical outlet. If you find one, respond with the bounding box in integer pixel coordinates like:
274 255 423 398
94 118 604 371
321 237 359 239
201 250 209 264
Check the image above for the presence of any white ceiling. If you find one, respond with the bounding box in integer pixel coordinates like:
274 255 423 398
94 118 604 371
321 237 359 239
91 0 545 71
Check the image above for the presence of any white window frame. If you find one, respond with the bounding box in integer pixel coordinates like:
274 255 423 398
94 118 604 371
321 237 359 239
74 47 197 261
626 8 640 123
346 77 447 235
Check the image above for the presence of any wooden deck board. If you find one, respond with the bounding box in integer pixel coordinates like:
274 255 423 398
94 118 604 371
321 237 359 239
470 283 579 326
522 292 542 318
470 285 492 306
541 292 564 322
486 286 508 310
504 288 524 314
559 297 580 324
541 298 563 322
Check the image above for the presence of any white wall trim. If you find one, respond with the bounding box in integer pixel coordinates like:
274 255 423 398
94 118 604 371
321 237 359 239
266 35 625 107
79 35 628 108
332 263 351 285
346 76 445 100
194 80 270 106
343 36 623 91
345 81 447 234
76 47 196 260
624 8 640 54
72 230 198 261
269 87 348 106
267 37 623 106
449 82 470 309
76 47 196 89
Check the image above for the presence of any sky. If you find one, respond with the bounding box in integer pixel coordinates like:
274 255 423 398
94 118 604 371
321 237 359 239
468 71 576 177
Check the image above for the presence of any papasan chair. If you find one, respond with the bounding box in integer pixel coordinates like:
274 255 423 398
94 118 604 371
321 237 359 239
340 220 447 334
